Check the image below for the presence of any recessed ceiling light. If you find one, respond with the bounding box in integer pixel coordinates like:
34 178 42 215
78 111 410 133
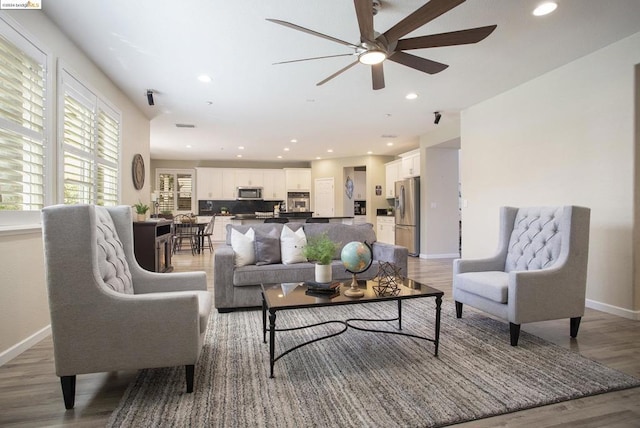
198 74 212 83
236 154 242 158
367 151 373 154
284 147 290 151
186 145 192 148
387 142 394 146
238 146 245 150
277 155 283 159
405 93 418 100
290 139 297 143
327 149 333 153
315 157 321 160
533 2 557 16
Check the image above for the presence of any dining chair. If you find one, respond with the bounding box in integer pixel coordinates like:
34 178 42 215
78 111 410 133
202 216 215 252
173 214 198 255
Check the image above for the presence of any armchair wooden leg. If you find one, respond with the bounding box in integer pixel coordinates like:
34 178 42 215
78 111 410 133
509 323 521 346
185 365 195 393
455 301 463 318
60 375 76 409
570 317 582 338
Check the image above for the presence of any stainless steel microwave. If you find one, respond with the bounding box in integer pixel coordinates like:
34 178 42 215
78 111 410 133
236 187 263 200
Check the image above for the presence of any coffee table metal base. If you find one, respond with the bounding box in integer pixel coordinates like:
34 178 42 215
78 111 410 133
261 292 442 378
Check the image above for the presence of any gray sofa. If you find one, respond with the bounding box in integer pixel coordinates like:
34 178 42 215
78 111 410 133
213 222 408 312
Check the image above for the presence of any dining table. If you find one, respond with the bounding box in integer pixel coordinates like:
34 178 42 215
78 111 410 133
174 218 210 254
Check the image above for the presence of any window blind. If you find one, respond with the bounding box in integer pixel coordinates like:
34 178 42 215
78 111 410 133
60 69 120 206
0 27 47 211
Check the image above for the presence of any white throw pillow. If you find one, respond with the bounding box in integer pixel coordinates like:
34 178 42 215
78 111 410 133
280 225 308 265
230 228 255 267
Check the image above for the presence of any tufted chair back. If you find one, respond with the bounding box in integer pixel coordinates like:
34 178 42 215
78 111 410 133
505 206 563 272
95 206 133 294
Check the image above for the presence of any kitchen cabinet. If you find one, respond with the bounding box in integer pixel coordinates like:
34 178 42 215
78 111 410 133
262 169 286 200
221 169 236 200
400 150 420 178
196 167 223 200
353 170 366 200
285 168 311 191
212 216 234 242
354 215 367 225
376 216 395 245
235 169 264 187
385 160 401 198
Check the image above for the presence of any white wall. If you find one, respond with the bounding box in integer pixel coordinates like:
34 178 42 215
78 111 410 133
460 32 640 317
0 11 150 363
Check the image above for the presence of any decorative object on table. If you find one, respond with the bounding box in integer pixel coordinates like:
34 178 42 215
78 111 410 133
372 261 402 296
375 185 382 196
344 176 354 199
220 207 228 215
340 241 373 297
131 153 145 190
302 232 340 283
150 191 159 217
133 201 149 221
304 281 340 298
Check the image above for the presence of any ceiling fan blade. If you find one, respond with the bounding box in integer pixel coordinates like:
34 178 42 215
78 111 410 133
371 63 385 90
354 0 375 42
382 0 466 44
388 51 449 74
316 60 359 86
273 53 356 65
266 19 358 49
396 25 497 50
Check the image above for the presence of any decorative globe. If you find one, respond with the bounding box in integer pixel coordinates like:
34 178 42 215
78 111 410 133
341 241 373 274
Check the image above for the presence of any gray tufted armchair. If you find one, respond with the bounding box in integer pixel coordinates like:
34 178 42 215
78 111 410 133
453 206 590 346
41 204 212 409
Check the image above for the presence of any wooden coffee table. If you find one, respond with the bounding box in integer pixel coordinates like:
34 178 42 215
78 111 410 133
261 278 444 378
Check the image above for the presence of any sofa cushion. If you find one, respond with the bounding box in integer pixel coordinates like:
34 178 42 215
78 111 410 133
95 206 133 294
281 224 307 264
455 271 509 303
254 227 281 266
230 227 255 267
303 223 377 260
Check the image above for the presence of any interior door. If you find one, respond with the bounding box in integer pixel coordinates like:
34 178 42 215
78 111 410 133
314 178 334 217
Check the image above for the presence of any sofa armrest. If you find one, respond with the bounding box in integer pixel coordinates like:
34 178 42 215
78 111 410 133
372 242 408 277
213 245 236 308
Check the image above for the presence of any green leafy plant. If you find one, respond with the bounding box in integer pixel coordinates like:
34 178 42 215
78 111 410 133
133 201 149 214
303 233 340 265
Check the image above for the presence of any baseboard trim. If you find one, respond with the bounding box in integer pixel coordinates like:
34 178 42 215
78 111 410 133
419 253 460 259
586 299 640 320
0 325 51 367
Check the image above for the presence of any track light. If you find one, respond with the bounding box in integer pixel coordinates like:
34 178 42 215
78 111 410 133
146 90 154 106
434 111 441 125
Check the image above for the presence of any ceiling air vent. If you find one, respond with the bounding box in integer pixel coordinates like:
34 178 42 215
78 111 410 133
175 123 196 128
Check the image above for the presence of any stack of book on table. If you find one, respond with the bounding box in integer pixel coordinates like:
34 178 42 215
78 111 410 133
304 281 341 298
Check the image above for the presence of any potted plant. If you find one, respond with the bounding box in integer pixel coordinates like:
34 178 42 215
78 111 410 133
133 201 149 221
220 206 229 215
303 232 340 283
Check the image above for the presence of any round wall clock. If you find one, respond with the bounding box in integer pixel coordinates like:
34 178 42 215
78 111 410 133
132 154 145 190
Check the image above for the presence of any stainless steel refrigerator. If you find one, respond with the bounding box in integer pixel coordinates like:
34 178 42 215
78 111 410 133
395 177 420 256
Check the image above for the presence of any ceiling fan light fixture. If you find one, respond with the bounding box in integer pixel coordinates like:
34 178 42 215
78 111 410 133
358 49 386 65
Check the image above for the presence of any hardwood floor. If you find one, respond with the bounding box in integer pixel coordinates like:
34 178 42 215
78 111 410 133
1 249 638 427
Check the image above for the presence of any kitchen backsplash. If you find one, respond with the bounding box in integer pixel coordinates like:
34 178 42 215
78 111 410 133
199 200 283 215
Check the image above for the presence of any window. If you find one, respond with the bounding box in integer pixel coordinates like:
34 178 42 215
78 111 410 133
0 18 48 211
59 68 120 206
156 169 194 213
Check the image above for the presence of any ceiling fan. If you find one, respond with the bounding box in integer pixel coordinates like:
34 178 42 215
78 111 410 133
267 0 497 90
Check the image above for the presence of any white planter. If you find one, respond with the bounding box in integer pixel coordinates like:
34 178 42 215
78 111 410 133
136 213 146 221
315 263 332 283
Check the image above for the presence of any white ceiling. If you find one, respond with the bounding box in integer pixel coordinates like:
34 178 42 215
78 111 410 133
43 0 640 163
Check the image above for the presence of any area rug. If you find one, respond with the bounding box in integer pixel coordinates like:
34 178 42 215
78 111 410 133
107 299 640 427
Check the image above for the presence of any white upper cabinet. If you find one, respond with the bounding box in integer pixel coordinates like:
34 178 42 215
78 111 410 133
400 149 420 178
285 168 311 191
235 169 264 187
353 171 366 200
262 170 286 200
196 168 223 200
385 160 401 198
